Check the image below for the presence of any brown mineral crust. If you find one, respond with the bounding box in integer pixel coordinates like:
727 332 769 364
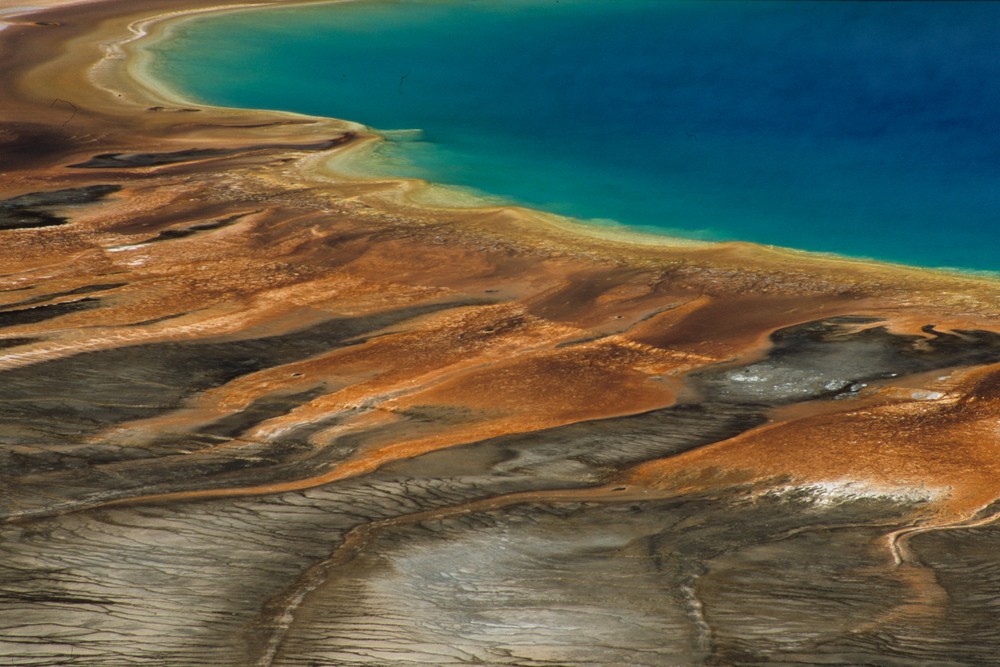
620 362 1000 522
2 0 1000 523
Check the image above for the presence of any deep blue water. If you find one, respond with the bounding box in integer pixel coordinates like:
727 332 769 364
151 0 1000 272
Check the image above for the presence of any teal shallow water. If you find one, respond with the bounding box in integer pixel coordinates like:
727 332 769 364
150 0 1000 272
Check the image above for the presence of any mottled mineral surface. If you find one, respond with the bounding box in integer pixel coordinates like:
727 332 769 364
4 2 1000 665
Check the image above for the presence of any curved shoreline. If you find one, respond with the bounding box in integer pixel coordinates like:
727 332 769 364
124 0 1000 279
121 0 724 255
6 0 993 296
112 0 999 281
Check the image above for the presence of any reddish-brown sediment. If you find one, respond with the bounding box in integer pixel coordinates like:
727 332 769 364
5 2 1000 665
3 0 998 478
3 0 1000 518
623 363 1000 514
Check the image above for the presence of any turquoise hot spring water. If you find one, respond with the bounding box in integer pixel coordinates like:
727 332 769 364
150 0 1000 273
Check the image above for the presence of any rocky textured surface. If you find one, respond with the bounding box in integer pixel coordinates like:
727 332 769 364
3 2 1000 665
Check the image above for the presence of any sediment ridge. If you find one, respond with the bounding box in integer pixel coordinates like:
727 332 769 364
3 1 1000 665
